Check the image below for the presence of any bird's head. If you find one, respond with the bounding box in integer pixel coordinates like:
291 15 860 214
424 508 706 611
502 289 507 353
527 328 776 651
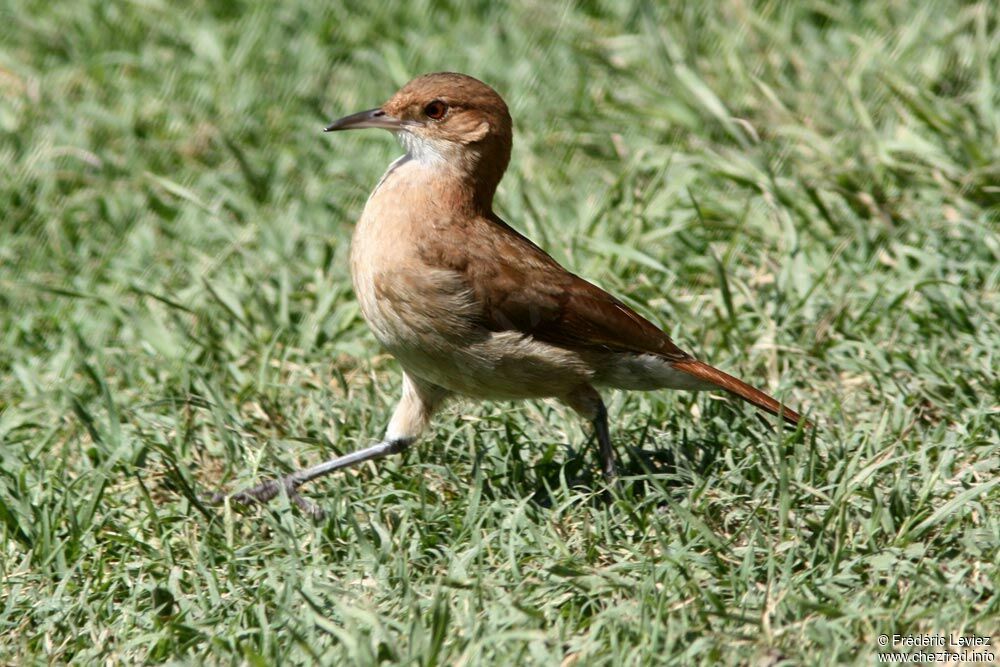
325 72 512 199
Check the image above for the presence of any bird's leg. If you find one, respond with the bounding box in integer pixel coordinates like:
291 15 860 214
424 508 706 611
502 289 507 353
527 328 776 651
209 373 448 517
565 385 618 482
207 438 414 518
592 402 617 482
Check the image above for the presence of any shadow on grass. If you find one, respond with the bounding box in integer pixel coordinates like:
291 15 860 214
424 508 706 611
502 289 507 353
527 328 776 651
476 429 729 509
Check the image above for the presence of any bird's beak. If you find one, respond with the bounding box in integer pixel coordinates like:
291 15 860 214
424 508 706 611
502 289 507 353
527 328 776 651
324 108 407 132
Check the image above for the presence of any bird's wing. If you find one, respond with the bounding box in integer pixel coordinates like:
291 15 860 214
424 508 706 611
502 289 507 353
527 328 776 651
419 213 692 362
417 213 809 428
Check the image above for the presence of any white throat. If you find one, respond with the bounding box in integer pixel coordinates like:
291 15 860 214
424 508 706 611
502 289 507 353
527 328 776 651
396 131 454 165
369 132 453 199
369 131 472 200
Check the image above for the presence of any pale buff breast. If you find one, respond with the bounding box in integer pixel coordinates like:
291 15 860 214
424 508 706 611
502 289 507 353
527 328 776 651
350 161 595 400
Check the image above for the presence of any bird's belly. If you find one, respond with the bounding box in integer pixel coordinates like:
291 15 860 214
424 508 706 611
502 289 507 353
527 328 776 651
386 330 595 400
357 283 586 399
350 218 589 399
361 287 584 400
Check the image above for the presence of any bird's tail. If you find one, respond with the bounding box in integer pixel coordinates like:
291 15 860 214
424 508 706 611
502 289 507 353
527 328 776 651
671 359 811 428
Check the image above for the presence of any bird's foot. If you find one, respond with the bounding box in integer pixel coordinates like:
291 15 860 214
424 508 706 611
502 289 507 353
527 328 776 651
207 475 325 520
602 462 620 485
203 439 412 520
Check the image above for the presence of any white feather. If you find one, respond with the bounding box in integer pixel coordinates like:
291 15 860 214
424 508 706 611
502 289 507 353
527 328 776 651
396 131 453 165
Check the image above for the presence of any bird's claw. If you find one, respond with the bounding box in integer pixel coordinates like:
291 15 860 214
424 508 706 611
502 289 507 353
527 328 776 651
207 476 325 520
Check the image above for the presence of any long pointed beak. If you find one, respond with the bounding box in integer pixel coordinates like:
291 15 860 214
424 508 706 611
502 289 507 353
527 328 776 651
324 108 407 132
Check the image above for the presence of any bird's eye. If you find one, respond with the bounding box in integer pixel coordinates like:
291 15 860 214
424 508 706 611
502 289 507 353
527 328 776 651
423 100 448 120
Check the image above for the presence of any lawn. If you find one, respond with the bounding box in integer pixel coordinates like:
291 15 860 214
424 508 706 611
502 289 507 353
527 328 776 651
1 0 997 664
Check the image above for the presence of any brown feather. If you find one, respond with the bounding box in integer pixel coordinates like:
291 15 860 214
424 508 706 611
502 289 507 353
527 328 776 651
420 212 693 361
671 359 811 428
418 211 809 427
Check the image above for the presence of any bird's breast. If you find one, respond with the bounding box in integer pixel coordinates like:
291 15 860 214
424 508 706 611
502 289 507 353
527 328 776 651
347 159 596 399
350 166 477 358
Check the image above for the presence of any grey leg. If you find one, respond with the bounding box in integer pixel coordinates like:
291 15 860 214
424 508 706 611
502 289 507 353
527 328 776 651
210 373 448 518
593 402 617 481
564 384 618 483
207 437 414 518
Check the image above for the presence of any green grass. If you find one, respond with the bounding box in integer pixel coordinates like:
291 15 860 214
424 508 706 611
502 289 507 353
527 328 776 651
1 0 998 664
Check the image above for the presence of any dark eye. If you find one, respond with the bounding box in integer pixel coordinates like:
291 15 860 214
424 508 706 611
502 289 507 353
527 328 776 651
423 100 448 120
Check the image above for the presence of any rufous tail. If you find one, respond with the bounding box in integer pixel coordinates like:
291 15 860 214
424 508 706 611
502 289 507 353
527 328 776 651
671 359 811 428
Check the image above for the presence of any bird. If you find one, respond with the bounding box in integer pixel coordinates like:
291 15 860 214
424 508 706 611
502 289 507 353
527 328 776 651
212 72 810 517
